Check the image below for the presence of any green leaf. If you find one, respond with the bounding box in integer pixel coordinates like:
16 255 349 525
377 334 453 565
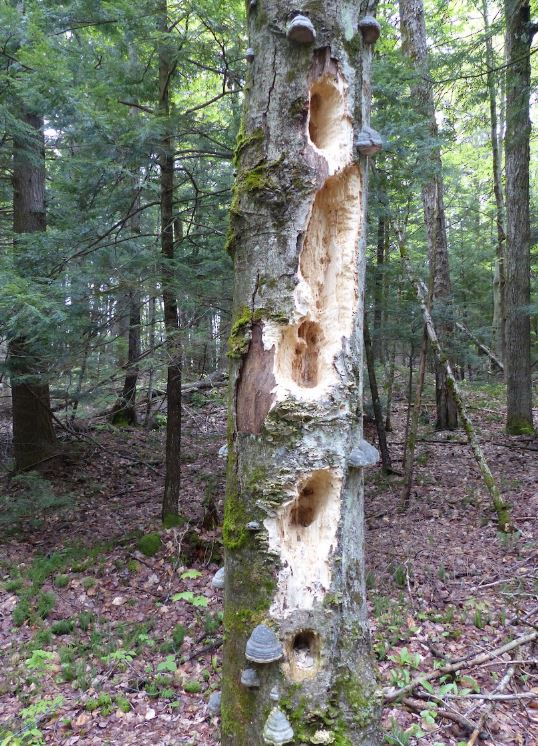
181 569 202 580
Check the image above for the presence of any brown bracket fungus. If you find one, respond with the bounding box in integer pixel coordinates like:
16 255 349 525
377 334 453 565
245 624 283 663
355 125 383 157
246 47 255 63
262 708 294 745
286 14 316 44
211 567 225 589
358 15 381 44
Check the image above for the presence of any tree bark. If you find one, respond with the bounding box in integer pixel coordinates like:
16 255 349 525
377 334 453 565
9 111 58 470
159 0 182 522
222 3 382 744
399 0 458 431
503 0 535 434
364 314 392 472
480 0 506 365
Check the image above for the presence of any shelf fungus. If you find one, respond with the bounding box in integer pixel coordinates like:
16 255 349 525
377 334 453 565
355 125 383 157
262 708 294 745
349 439 380 468
246 520 261 532
286 14 316 44
358 15 381 44
208 691 221 716
211 567 225 589
240 668 260 688
245 624 283 663
245 47 255 63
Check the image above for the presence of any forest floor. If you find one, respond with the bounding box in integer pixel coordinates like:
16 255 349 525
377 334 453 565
0 373 537 746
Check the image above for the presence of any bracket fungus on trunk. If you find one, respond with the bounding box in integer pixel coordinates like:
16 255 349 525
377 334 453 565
286 14 317 44
245 624 284 664
211 566 225 589
355 125 384 156
358 15 381 44
262 708 294 745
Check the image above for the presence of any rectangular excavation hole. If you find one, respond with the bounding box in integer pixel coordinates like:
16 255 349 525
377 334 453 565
291 320 322 388
286 629 320 682
264 470 342 615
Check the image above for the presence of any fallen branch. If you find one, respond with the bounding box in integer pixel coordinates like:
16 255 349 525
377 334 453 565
467 665 515 746
383 630 537 703
455 321 504 372
402 697 484 738
397 230 511 532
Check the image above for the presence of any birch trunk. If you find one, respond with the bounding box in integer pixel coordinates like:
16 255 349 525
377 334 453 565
399 0 458 431
222 1 381 743
504 0 535 434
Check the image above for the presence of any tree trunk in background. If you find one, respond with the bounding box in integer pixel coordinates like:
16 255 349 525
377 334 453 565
364 315 392 472
9 111 58 470
504 0 534 434
111 174 142 427
399 0 458 431
481 0 506 365
159 0 182 521
372 216 386 362
222 2 381 743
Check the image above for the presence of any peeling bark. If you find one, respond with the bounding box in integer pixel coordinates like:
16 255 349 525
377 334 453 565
222 2 381 744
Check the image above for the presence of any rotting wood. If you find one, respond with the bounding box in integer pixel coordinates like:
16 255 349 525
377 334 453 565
397 230 511 532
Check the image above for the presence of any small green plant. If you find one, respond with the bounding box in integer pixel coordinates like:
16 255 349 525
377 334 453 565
171 624 186 648
392 564 407 589
180 569 202 580
183 680 202 694
25 650 55 672
53 574 69 588
13 599 32 627
127 560 139 573
36 591 56 619
81 577 96 590
172 591 208 607
78 611 94 631
156 655 177 673
137 533 162 557
102 649 136 668
389 647 421 669
51 619 74 636
4 578 24 593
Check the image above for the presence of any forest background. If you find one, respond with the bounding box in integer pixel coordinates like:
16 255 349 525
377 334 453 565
0 0 537 744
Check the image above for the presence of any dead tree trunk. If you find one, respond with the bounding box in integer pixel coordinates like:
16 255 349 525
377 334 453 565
504 0 535 435
399 0 458 431
9 111 58 470
222 3 382 744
